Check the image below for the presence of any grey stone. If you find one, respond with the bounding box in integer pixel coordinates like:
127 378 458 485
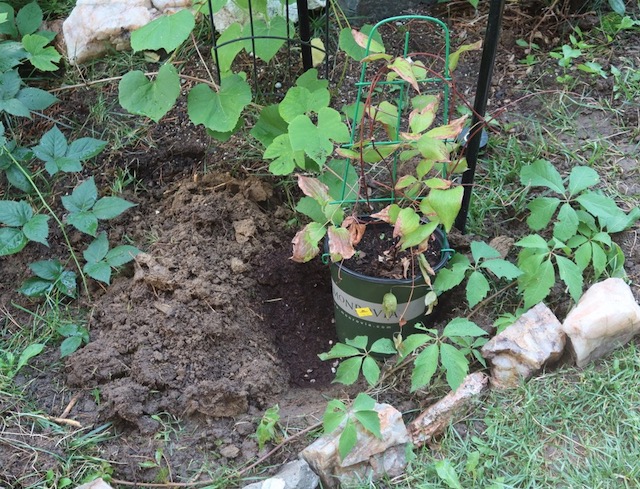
301 403 409 489
220 444 241 458
481 303 565 388
562 278 640 367
74 479 114 489
242 460 318 489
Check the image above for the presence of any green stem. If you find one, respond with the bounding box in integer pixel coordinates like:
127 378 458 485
3 150 90 297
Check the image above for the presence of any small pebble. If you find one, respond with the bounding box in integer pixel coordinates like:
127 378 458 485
275 82 282 89
309 379 316 383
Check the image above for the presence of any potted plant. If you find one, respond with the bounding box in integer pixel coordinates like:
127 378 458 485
283 16 471 344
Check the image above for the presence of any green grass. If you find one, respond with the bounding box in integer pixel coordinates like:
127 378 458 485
381 344 640 489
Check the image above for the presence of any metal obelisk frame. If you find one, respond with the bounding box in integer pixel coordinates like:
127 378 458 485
454 0 506 233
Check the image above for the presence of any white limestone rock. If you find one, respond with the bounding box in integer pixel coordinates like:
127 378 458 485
63 0 156 65
213 0 327 32
242 460 319 489
74 479 114 489
301 403 409 489
481 303 565 388
562 278 640 367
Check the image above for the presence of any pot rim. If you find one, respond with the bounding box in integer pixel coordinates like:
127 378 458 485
324 219 452 285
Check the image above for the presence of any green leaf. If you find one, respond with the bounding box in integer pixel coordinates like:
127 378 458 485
553 203 579 242
411 344 439 392
568 166 599 196
519 257 555 308
84 260 112 284
250 104 288 148
0 200 32 226
23 214 49 246
345 335 369 350
318 342 361 360
16 343 44 374
576 192 640 233
0 227 27 255
106 245 140 267
354 410 382 439
338 25 385 61
67 137 107 161
32 125 67 164
15 86 57 111
62 177 98 213
295 68 329 92
334 356 363 385
520 159 565 194
60 336 83 358
435 459 463 489
396 333 431 360
470 241 501 263
465 270 490 308
443 318 487 338
0 3 17 38
67 211 98 236
241 17 287 62
57 270 77 297
361 356 380 386
119 64 180 122
591 242 607 279
93 196 136 220
338 420 357 460
400 220 438 250
288 108 349 166
279 86 330 123
29 259 63 280
83 232 109 263
433 254 471 294
427 186 463 232
131 9 195 52
370 338 396 355
215 23 244 73
515 234 549 250
16 2 42 36
22 34 61 71
19 277 53 297
264 134 301 175
388 57 419 92
448 40 482 73
440 343 468 390
608 0 625 15
291 222 326 263
480 259 522 280
323 399 347 433
556 255 583 302
574 241 591 270
295 197 325 223
188 75 251 133
526 197 561 231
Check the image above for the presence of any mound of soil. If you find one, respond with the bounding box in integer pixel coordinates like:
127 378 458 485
64 173 336 431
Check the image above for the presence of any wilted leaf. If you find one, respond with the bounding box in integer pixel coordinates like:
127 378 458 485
328 225 356 261
291 222 326 263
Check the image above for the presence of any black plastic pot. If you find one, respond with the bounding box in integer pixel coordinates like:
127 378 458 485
326 224 451 345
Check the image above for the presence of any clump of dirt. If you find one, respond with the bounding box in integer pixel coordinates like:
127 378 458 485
64 172 335 431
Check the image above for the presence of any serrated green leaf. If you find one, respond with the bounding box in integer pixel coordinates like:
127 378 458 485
553 203 579 242
83 232 109 264
526 196 561 231
354 410 382 439
131 9 194 52
568 166 599 196
188 75 251 133
323 399 347 433
338 420 357 460
22 34 61 71
443 318 487 338
396 333 431 361
465 270 490 308
106 245 140 267
16 86 57 110
334 356 363 385
67 211 98 236
345 335 368 350
440 343 468 390
60 336 83 358
119 64 180 122
361 356 380 386
29 259 63 280
0 200 32 226
480 259 522 280
433 254 471 294
574 241 591 270
556 255 583 302
515 234 550 250
19 277 53 297
62 177 98 213
23 214 49 246
57 270 77 297
411 344 439 392
370 338 396 355
0 227 27 255
84 260 112 284
16 2 42 36
519 257 555 308
592 242 607 279
576 192 640 233
67 137 107 161
520 159 565 193
470 241 501 263
32 125 67 164
318 342 361 360
93 196 136 220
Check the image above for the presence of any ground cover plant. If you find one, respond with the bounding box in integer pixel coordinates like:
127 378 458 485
0 0 639 487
